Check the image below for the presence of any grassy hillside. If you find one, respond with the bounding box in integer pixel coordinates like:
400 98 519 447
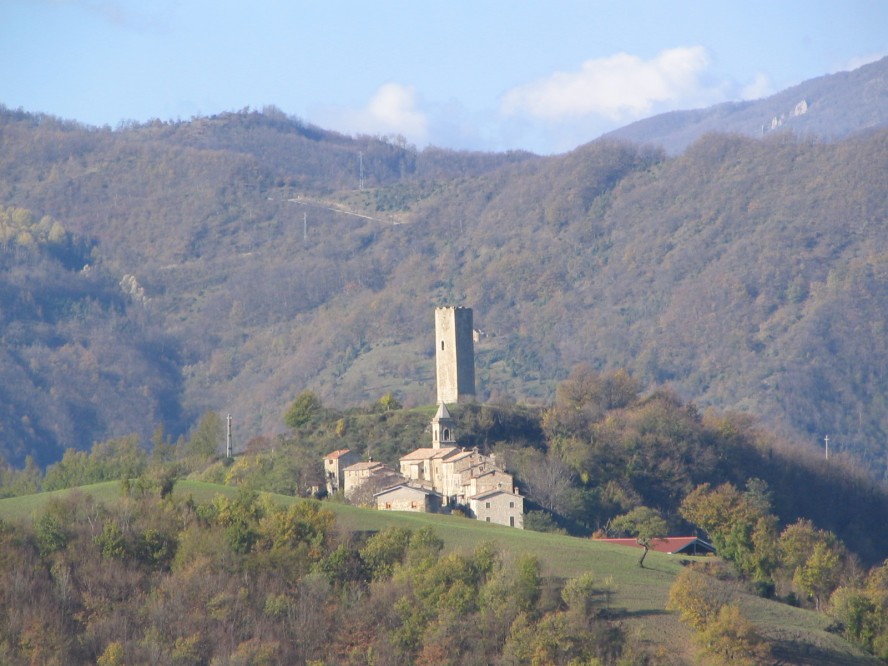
0 480 876 664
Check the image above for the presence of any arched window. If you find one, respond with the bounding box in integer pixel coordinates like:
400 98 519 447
443 428 450 441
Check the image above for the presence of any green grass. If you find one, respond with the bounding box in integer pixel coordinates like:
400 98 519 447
0 481 878 664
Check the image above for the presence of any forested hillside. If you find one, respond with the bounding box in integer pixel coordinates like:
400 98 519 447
1 100 887 479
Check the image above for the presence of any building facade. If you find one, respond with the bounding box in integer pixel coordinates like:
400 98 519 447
470 489 524 528
435 306 475 404
375 484 443 513
323 449 359 494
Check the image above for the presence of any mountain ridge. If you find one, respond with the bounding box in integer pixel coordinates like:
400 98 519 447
602 55 888 154
0 62 886 477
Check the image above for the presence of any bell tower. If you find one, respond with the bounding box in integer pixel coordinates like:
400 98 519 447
431 402 456 449
435 306 475 404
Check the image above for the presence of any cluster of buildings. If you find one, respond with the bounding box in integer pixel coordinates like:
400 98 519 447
323 306 524 528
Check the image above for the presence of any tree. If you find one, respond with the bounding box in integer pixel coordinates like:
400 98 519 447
680 482 777 582
283 391 323 429
374 392 402 413
610 505 668 568
666 569 732 631
779 518 845 608
695 603 771 665
793 541 843 611
187 411 224 459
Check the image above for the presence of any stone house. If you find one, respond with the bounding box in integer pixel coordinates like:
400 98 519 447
374 483 444 513
464 469 515 499
470 488 524 528
323 448 359 494
342 460 400 497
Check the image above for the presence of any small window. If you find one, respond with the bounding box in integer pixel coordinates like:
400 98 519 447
486 502 491 509
509 501 514 508
486 517 490 522
441 340 445 350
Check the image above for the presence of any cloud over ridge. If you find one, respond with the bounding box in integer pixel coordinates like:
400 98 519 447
500 46 715 121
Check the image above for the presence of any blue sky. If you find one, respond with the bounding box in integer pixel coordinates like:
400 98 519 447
2 1 886 155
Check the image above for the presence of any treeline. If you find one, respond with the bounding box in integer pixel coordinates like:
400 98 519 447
4 371 888 659
0 488 630 665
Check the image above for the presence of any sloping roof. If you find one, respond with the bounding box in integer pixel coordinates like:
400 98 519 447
323 448 353 460
399 446 460 461
594 536 716 555
444 450 474 463
470 488 522 501
374 483 444 499
343 461 387 472
434 402 452 420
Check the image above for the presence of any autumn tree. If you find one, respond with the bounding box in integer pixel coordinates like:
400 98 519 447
667 568 770 663
283 391 323 428
779 519 846 609
187 411 224 460
680 481 778 583
610 505 668 568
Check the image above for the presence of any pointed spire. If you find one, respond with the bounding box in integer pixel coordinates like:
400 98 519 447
431 401 455 449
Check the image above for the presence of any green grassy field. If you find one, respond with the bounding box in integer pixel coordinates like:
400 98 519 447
0 480 878 664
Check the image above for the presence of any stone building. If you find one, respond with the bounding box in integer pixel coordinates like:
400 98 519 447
323 448 359 494
326 306 524 528
394 401 524 528
470 488 524 528
435 306 475 404
342 460 400 497
375 484 444 513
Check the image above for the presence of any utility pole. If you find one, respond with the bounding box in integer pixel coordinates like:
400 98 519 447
359 152 364 190
303 211 307 242
824 434 829 461
226 414 233 458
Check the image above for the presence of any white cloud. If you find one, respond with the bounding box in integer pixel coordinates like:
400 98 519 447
328 83 429 145
500 46 716 122
741 72 773 100
838 52 887 73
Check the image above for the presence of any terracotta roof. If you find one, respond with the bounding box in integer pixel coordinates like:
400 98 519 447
323 448 353 460
593 537 716 555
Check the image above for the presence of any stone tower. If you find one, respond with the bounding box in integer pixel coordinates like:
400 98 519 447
435 306 475 404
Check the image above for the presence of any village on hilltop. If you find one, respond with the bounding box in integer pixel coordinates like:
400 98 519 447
323 306 525 528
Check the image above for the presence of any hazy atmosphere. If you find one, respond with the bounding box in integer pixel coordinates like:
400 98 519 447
3 0 886 154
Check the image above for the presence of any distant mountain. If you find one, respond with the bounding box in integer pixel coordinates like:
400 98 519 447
0 67 887 481
603 56 888 154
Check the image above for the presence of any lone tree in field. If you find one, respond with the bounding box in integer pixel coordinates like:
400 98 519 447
611 506 668 568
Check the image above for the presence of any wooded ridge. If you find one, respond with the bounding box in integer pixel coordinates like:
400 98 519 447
0 63 887 480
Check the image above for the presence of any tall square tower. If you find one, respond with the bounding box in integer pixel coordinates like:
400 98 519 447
435 306 475 404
